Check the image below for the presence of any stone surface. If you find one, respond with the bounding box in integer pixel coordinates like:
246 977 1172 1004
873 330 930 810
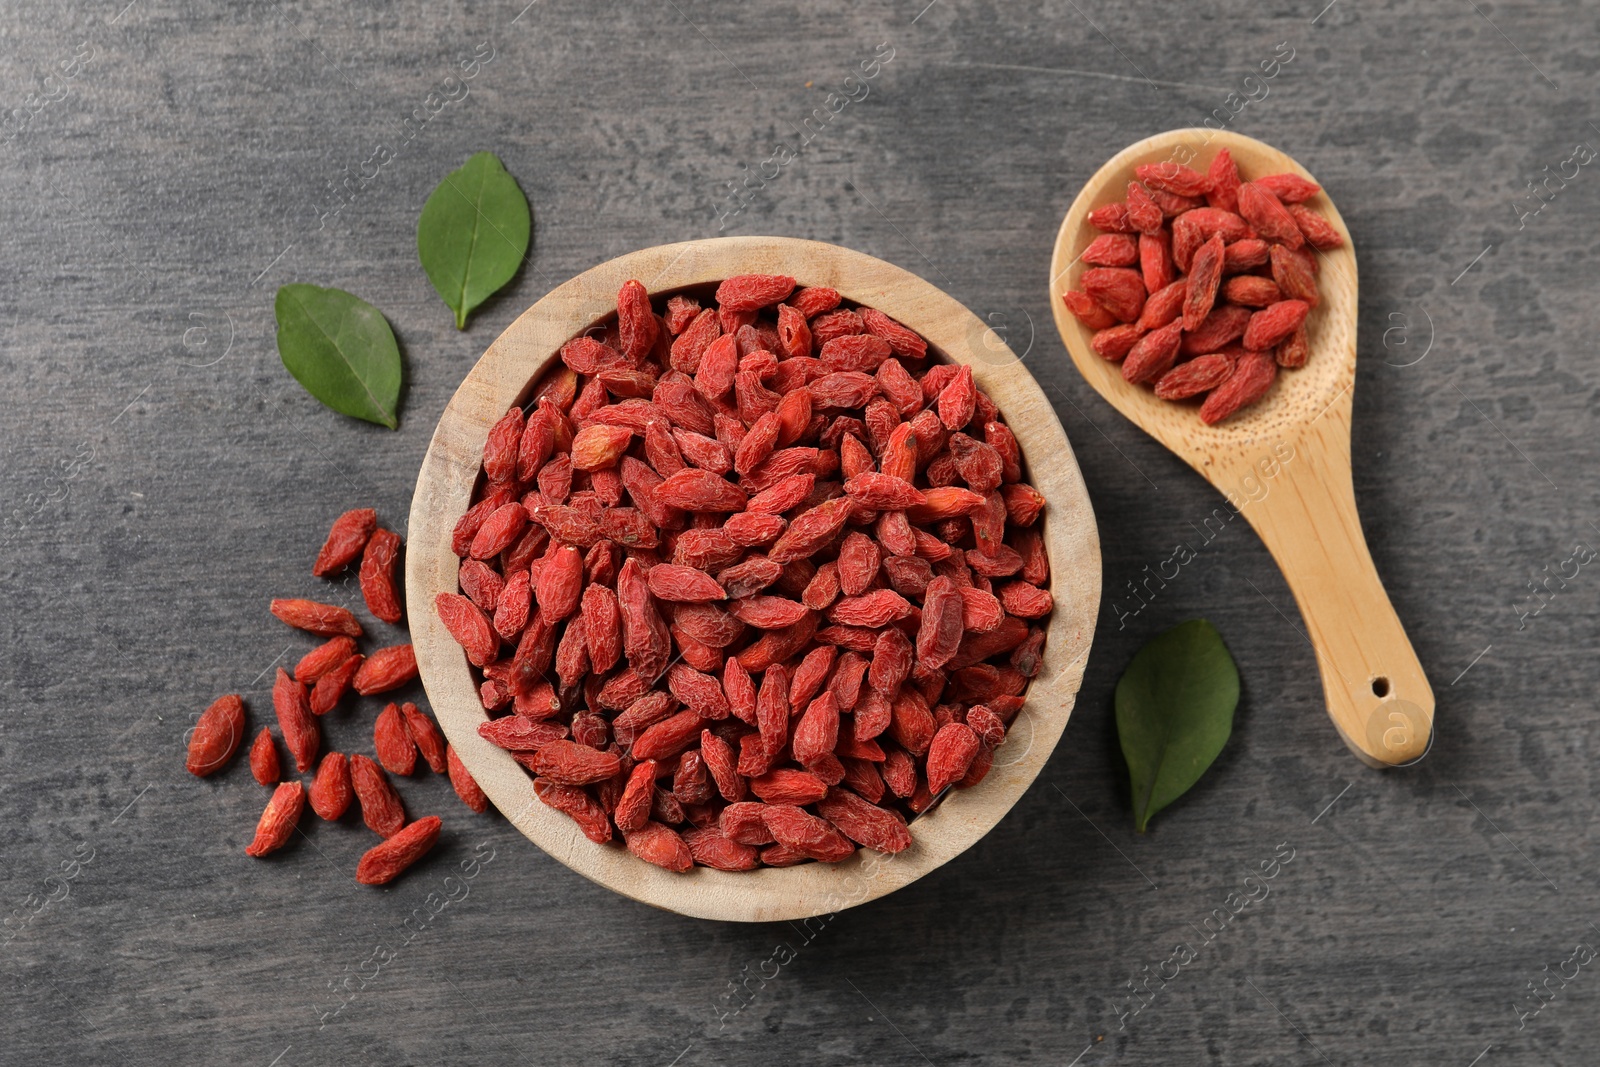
1 1 1596 1064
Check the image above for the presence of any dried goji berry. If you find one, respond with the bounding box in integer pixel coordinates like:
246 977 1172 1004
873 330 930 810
312 508 377 578
632 710 706 762
309 751 353 820
446 745 489 813
1287 203 1343 250
1237 181 1304 249
926 722 980 794
1086 201 1135 232
646 563 726 603
767 496 853 563
815 787 911 853
1255 172 1320 204
245 781 305 857
272 668 319 773
1155 353 1234 400
1122 320 1184 385
249 727 280 786
1136 161 1213 197
843 472 925 510
1064 289 1118 331
1277 323 1311 369
1242 299 1309 351
1179 305 1253 357
1206 148 1242 212
356 815 442 885
186 694 246 777
350 753 405 837
373 702 416 776
715 273 796 311
478 716 569 752
271 598 362 638
1081 232 1140 267
352 644 417 696
310 654 360 716
1081 267 1146 323
617 279 658 364
535 778 613 843
296 636 358 686
470 502 529 560
1200 350 1279 424
624 821 694 871
1183 232 1226 331
762 804 855 862
1125 180 1163 234
529 739 622 785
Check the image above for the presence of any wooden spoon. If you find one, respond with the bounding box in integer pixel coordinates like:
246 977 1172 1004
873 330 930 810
1049 129 1432 767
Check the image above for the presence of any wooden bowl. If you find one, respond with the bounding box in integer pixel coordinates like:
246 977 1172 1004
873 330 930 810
407 236 1101 921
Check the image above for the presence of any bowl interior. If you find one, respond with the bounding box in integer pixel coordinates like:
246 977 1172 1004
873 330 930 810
1049 129 1359 461
407 236 1101 922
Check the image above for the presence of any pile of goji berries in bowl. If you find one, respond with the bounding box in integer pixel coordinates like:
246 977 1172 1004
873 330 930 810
410 239 1099 916
1060 147 1344 425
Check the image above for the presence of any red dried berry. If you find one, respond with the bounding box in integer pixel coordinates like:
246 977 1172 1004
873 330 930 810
1200 351 1279 425
374 702 418 776
249 727 280 786
436 592 499 667
245 781 305 858
310 654 360 716
296 636 358 685
354 644 418 695
270 598 362 638
927 722 981 794
624 821 694 872
186 694 246 777
313 508 377 578
272 668 319 773
309 751 353 820
350 753 406 838
446 745 489 814
356 815 442 885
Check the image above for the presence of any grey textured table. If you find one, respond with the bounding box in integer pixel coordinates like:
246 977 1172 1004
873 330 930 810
3 1 1596 1064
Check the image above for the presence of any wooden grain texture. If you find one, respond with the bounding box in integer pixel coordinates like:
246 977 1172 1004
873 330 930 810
1051 129 1434 765
3 1 1599 1064
406 236 1100 921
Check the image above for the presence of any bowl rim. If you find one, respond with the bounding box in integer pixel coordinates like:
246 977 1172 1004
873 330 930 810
406 235 1102 922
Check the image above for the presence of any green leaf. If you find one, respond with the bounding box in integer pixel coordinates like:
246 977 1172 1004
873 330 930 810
274 284 402 430
417 151 531 329
1116 619 1240 832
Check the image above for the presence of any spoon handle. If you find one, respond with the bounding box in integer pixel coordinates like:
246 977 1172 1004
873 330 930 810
1225 421 1434 766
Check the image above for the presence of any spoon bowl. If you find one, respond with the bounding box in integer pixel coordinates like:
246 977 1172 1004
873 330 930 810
1050 129 1433 767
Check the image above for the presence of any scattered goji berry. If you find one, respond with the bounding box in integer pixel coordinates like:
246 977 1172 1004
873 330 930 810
249 727 280 786
446 745 489 813
245 781 305 857
309 751 353 820
272 668 319 773
353 644 417 695
271 598 362 638
374 702 417 776
359 527 404 624
186 694 246 777
356 815 442 885
349 754 405 838
312 508 376 578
